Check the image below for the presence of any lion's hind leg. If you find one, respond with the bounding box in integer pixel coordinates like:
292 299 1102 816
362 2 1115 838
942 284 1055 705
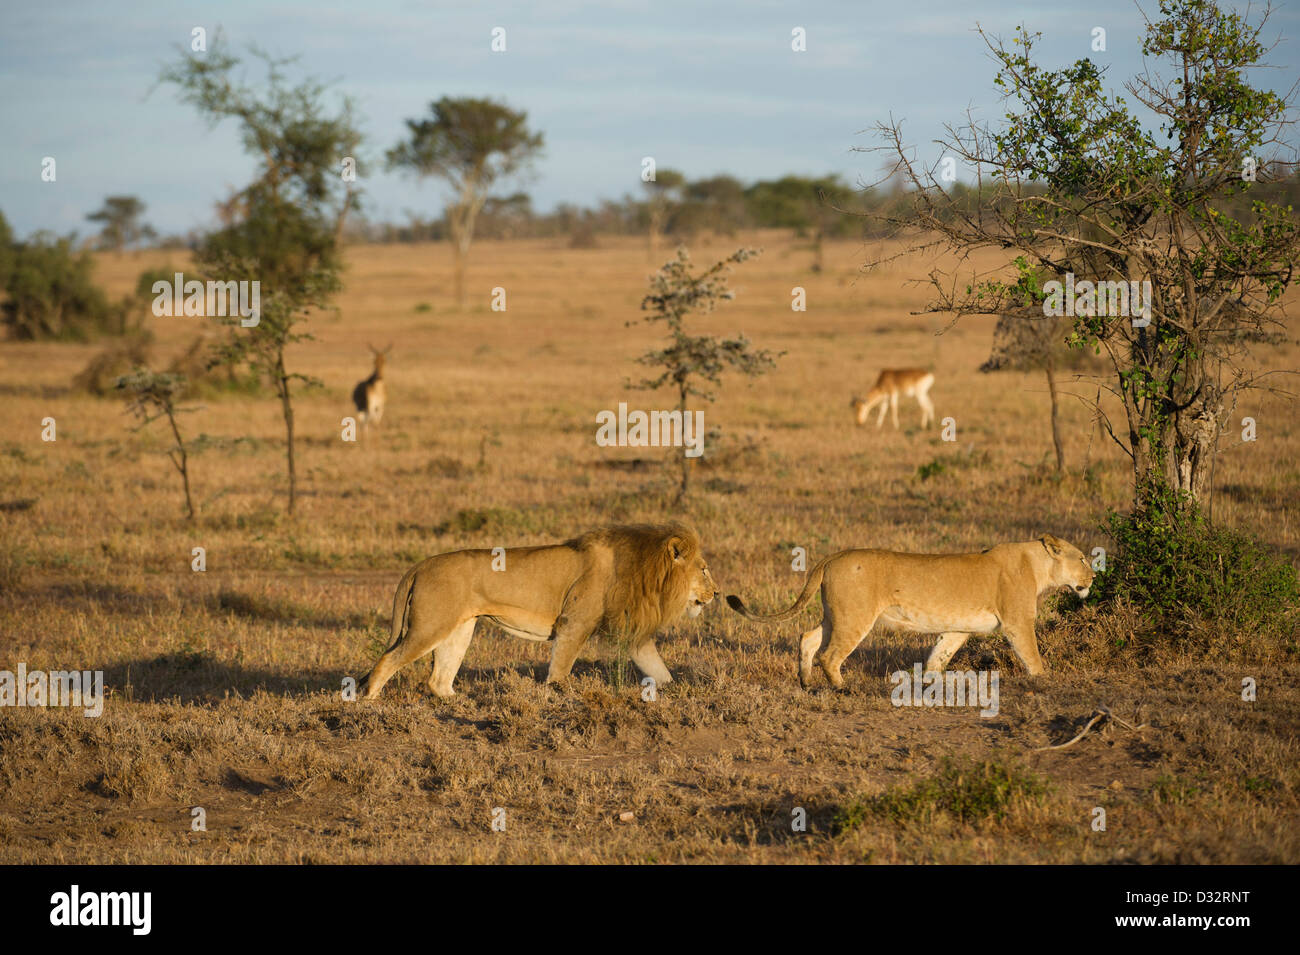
361 604 465 700
359 643 419 700
427 619 477 698
818 598 878 690
819 623 870 689
799 624 827 689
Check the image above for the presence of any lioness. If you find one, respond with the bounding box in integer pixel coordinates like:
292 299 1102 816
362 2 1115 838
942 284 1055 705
727 535 1093 688
358 522 717 699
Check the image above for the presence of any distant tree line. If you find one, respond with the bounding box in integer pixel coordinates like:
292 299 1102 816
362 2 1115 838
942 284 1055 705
356 173 872 245
327 167 1300 250
9 166 1297 260
4 166 1298 338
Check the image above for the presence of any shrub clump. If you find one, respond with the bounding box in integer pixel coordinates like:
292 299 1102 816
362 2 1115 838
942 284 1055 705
836 758 1048 832
72 336 153 394
1 228 138 341
1092 483 1300 637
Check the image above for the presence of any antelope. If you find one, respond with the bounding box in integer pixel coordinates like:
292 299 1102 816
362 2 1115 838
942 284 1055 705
851 368 935 429
352 344 391 430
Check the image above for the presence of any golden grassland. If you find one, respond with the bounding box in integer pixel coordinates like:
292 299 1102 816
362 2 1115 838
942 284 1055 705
0 230 1297 862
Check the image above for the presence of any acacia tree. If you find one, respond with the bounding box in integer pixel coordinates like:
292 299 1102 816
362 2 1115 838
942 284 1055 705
634 247 779 501
863 0 1299 514
160 40 361 515
387 97 543 308
741 175 857 270
978 257 1107 472
982 323 1072 472
86 196 155 252
116 370 197 520
681 175 748 237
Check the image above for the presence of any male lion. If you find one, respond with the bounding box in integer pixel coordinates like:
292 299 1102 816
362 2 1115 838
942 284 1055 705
358 522 717 699
727 535 1093 688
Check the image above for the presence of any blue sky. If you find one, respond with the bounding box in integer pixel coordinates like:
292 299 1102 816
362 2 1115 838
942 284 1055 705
2 0 1296 239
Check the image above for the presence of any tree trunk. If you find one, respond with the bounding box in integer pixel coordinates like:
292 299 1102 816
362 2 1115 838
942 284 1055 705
1045 358 1064 473
1121 336 1169 509
447 200 467 310
333 183 354 246
445 174 488 311
452 241 465 310
1126 403 1162 508
276 353 297 515
180 459 194 521
1123 319 1220 511
448 195 484 310
676 384 689 503
166 410 195 521
1172 405 1219 503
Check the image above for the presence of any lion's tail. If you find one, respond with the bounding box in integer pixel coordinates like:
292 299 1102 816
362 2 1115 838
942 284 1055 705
726 552 839 623
387 562 420 650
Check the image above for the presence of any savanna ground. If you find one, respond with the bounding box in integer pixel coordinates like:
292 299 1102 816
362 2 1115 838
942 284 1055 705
1 230 1297 863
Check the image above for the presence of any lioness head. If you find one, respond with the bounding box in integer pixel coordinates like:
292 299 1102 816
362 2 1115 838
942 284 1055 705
1040 534 1095 598
669 534 718 618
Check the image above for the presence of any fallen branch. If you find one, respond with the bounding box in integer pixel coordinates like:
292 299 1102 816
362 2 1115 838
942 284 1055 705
1037 710 1108 751
1099 705 1150 734
1035 705 1149 752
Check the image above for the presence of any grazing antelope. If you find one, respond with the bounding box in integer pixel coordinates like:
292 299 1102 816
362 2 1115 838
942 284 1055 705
851 368 935 429
352 344 391 429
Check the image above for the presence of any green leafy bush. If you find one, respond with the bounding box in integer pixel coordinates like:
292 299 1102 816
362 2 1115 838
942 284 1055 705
916 459 946 482
837 758 1048 832
1 229 136 340
1093 482 1299 634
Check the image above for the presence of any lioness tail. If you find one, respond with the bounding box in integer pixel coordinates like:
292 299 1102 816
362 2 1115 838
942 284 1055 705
388 562 420 650
725 552 839 623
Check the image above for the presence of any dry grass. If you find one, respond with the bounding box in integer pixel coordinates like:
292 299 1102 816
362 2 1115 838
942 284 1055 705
1 231 1297 863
